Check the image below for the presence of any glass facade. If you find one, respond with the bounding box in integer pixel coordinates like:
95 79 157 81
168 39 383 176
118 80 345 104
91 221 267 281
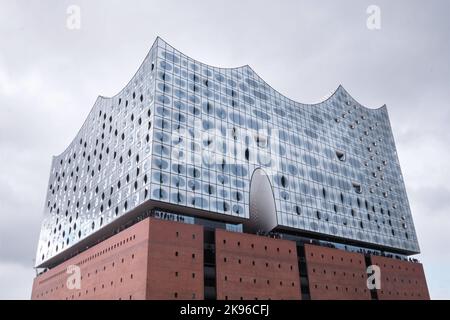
35 37 419 267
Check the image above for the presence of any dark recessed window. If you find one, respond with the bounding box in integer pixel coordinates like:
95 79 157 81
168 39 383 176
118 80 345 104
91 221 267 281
280 176 288 188
336 150 346 161
352 182 362 194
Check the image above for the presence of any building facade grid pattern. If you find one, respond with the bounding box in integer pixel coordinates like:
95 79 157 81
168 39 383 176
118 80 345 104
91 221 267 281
36 37 419 267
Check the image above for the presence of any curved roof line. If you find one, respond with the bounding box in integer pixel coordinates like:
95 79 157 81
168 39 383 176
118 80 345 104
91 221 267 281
53 38 160 158
100 37 160 100
157 36 251 71
53 36 386 158
338 85 387 112
247 68 386 112
157 36 386 111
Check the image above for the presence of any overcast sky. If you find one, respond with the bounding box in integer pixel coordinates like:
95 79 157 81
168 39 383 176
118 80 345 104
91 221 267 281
0 0 449 299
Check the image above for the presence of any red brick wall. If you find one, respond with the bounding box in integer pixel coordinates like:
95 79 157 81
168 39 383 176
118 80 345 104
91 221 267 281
31 218 150 300
146 219 204 300
31 218 204 300
215 229 301 300
370 255 429 300
304 244 371 300
31 217 430 301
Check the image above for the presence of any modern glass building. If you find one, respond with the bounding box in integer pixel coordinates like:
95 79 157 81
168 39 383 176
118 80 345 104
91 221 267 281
35 37 420 269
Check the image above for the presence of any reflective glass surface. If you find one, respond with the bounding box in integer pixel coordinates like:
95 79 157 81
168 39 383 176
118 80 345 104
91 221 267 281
35 38 419 266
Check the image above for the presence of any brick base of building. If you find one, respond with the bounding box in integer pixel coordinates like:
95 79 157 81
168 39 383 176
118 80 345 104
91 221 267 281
31 218 429 300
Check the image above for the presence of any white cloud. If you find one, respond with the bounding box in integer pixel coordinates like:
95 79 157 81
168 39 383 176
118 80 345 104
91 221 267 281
0 0 449 299
0 262 34 300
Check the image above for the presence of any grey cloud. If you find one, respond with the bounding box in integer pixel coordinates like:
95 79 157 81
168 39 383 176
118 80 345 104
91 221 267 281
0 0 449 298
